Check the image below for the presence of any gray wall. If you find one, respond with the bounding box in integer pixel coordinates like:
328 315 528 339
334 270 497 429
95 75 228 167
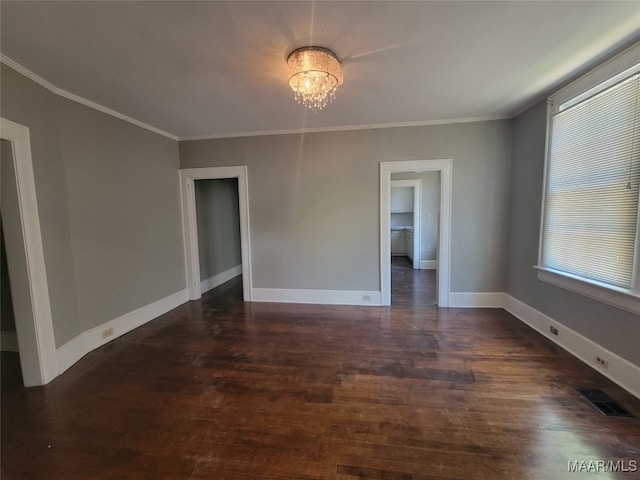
180 120 512 293
392 171 441 263
507 100 640 367
195 178 241 281
1 65 184 347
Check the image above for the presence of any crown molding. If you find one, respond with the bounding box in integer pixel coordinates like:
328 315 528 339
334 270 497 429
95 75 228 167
1 55 510 143
1 55 179 141
178 115 512 141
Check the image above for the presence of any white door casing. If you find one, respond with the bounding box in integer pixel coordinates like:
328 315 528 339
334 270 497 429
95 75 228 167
179 166 252 301
390 179 422 270
381 160 452 307
1 117 58 386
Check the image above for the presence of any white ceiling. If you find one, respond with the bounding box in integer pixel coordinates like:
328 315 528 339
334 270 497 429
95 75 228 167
1 1 639 140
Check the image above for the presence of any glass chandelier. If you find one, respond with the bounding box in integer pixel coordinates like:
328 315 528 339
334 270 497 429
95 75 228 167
287 46 343 112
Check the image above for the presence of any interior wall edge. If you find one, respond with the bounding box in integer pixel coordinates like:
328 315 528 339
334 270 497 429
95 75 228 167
504 294 640 400
56 288 188 376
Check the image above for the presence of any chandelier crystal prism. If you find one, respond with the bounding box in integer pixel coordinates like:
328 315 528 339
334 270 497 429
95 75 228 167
287 46 343 112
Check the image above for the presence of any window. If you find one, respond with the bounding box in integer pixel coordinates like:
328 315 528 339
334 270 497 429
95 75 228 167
538 43 640 314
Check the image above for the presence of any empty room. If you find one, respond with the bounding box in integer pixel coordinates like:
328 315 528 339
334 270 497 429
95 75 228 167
1 1 639 479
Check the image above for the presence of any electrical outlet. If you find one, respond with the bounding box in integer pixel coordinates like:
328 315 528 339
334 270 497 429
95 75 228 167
361 294 371 301
102 327 114 339
549 326 559 336
596 356 609 369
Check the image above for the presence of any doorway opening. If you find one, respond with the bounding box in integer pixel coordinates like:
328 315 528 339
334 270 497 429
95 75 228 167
390 175 440 306
380 160 452 307
180 166 252 302
390 179 421 269
193 178 243 298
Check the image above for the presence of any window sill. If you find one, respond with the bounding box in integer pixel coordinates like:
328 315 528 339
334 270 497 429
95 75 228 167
534 267 640 315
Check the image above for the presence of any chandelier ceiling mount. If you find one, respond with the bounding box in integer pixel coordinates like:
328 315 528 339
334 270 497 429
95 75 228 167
287 46 344 112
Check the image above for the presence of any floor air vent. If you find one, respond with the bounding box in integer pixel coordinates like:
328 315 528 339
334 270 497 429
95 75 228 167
576 388 633 417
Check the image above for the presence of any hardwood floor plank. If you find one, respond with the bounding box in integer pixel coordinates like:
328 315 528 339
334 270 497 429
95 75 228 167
2 273 640 479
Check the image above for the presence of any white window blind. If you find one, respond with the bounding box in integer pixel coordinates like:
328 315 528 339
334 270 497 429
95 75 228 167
542 71 640 290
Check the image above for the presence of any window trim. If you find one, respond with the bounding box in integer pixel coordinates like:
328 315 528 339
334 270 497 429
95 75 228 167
537 41 640 315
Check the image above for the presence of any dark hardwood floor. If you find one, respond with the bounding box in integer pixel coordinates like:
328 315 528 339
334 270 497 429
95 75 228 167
391 256 435 307
2 272 640 479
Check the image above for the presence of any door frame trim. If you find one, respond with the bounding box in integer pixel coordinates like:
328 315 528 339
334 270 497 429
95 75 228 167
380 160 452 306
179 166 252 301
390 179 422 269
1 117 58 386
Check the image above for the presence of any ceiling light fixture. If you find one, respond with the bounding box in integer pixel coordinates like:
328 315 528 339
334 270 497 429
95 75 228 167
287 46 343 112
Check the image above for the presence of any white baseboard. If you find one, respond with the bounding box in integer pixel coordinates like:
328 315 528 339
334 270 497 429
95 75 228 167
250 289 499 308
0 331 19 352
49 283 640 401
420 260 437 270
200 264 242 294
57 333 87 375
252 288 382 306
57 289 188 375
251 288 504 308
504 294 640 400
449 292 505 308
